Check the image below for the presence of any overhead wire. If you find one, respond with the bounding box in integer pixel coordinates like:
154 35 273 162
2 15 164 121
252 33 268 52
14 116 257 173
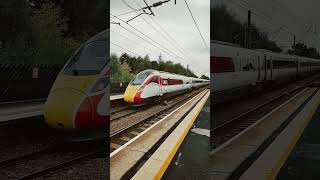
184 0 209 52
121 0 138 10
114 9 143 17
111 41 141 57
227 0 317 48
131 0 188 62
111 13 186 61
112 0 209 77
110 28 161 55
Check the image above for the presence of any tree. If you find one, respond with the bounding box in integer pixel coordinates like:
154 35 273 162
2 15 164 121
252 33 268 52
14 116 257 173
211 4 282 52
110 53 198 83
200 75 210 80
30 1 80 64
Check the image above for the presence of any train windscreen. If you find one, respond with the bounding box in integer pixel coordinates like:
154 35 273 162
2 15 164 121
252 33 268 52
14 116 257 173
64 41 108 76
130 70 154 85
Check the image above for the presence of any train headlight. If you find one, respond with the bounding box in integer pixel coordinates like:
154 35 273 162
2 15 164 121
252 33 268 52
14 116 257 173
91 77 108 93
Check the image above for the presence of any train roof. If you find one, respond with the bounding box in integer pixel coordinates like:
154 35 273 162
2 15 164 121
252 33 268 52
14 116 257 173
140 69 208 81
211 40 241 48
86 29 108 43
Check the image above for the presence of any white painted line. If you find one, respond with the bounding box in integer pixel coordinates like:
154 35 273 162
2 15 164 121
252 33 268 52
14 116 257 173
0 98 45 105
0 111 43 122
191 128 210 137
110 94 123 100
210 88 309 156
110 89 209 158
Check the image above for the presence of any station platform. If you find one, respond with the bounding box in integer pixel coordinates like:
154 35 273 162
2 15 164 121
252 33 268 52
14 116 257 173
0 100 44 123
209 87 320 179
110 89 210 179
162 96 210 179
110 94 123 101
277 107 320 179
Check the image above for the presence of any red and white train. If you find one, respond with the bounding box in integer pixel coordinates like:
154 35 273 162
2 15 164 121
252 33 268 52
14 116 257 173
44 30 109 132
211 40 320 103
123 69 209 104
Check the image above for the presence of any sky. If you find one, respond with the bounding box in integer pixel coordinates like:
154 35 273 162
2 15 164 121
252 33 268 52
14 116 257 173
110 0 210 77
212 0 320 52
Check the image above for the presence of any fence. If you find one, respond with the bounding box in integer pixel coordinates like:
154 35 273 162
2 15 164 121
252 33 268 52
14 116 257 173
111 82 130 94
0 64 130 102
0 64 62 102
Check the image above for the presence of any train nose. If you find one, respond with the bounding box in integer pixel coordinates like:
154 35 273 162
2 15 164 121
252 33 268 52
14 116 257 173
123 85 140 103
44 88 90 130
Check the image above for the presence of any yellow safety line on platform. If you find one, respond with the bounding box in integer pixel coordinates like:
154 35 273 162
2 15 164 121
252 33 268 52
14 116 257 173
132 90 210 180
267 90 320 180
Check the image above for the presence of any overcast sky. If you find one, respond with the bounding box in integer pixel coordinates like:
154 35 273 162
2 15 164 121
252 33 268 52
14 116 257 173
212 0 320 52
110 0 210 77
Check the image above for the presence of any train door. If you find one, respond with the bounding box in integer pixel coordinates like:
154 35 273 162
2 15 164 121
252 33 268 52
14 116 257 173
264 55 273 80
148 76 161 96
257 56 261 81
270 56 273 80
160 77 168 95
264 55 267 80
295 56 299 78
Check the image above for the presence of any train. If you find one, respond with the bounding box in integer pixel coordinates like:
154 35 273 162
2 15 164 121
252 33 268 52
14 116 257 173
44 29 109 132
211 40 320 103
123 69 209 104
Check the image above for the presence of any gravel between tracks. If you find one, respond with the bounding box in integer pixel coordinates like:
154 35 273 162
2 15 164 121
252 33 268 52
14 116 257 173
32 158 107 180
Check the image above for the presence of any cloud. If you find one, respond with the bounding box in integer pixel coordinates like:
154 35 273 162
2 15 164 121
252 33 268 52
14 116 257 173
111 0 210 77
213 0 320 51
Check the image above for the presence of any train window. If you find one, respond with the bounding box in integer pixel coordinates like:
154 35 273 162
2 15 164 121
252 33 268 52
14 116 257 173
300 61 320 67
64 41 108 76
242 62 254 71
168 79 183 85
211 56 235 73
130 70 154 85
273 60 296 69
149 76 158 83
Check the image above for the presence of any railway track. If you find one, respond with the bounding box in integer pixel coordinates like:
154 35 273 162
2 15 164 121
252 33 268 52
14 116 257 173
111 106 147 121
0 141 104 180
110 89 206 121
211 78 320 152
110 87 209 154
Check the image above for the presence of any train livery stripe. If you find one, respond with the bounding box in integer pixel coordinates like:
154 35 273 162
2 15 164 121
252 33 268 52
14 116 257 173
75 93 106 129
211 56 235 73
161 78 184 85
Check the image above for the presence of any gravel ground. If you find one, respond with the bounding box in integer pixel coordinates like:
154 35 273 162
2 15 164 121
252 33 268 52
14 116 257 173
0 119 107 180
0 120 57 162
0 141 106 180
33 157 108 180
111 107 145 120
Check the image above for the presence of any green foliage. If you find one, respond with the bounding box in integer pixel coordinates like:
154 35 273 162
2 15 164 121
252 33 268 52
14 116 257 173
288 43 320 59
30 2 81 64
110 53 135 83
111 53 198 83
200 75 210 80
0 0 107 65
211 4 282 52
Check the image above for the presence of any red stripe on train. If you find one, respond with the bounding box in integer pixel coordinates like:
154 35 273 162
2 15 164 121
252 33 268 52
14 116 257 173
211 56 235 73
75 93 107 129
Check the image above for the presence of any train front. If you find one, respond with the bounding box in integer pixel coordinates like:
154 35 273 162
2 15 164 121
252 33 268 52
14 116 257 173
44 30 109 131
123 70 155 104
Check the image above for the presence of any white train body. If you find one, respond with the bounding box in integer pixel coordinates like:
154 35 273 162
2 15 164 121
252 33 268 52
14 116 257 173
211 40 320 103
124 69 209 103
